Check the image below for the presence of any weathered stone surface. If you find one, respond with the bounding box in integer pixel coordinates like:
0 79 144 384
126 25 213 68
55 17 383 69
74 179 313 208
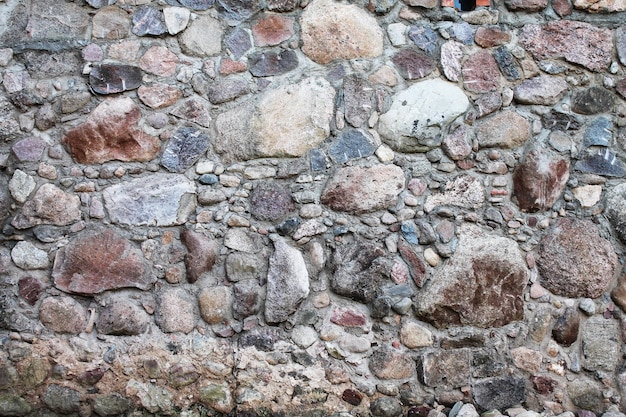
252 15 294 46
462 50 501 93
511 347 542 374
392 49 435 80
369 347 414 379
225 27 252 60
208 78 251 104
52 229 153 295
571 87 615 115
408 25 438 55
513 75 568 105
11 241 48 270
415 225 528 328
249 49 298 77
93 394 132 417
103 174 196 226
0 393 32 416
379 78 469 152
519 21 612 72
139 46 178 77
400 320 433 348
18 277 44 306
583 117 612 147
573 0 626 11
613 274 626 313
505 0 548 10
138 84 182 109
180 14 223 57
552 307 579 346
476 111 530 149
43 384 82 414
424 175 485 213
132 6 167 36
12 137 46 162
170 97 212 128
475 27 510 48
161 127 210 173
398 239 427 287
344 75 374 127
538 218 618 299
321 164 404 214
93 6 129 40
473 377 526 411
199 286 232 325
249 181 295 222
301 0 384 64
512 148 569 212
265 238 310 323
441 41 464 82
198 383 234 414
181 229 218 283
442 125 472 161
89 63 142 95
39 296 86 334
233 280 263 319
9 170 35 204
63 97 159 164
163 7 190 35
371 397 403 417
12 184 81 229
328 129 378 164
155 288 197 333
575 148 624 177
96 298 150 335
419 350 471 388
582 315 620 372
567 378 604 412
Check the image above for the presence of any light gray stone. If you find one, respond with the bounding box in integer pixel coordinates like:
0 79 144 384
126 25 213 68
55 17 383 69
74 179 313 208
582 315 620 372
9 169 36 203
155 288 197 334
179 14 223 56
164 7 190 35
11 241 48 270
11 184 81 229
424 175 485 213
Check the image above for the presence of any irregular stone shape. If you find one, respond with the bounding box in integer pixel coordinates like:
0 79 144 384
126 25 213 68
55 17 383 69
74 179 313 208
92 6 129 40
198 383 234 414
414 225 528 328
199 286 232 324
369 347 414 379
208 78 251 104
43 384 82 414
505 0 548 10
476 111 530 149
619 27 626 67
510 347 542 374
519 21 612 72
330 237 388 303
225 27 252 60
93 394 132 417
161 127 210 173
475 27 510 48
12 184 81 229
513 75 568 105
249 181 295 222
39 296 86 334
164 7 190 35
462 50 500 93
378 78 469 152
90 64 142 95
583 116 612 147
418 350 471 387
343 75 374 127
132 6 167 36
552 307 580 347
138 84 182 109
328 129 378 164
139 45 178 77
571 86 615 115
582 315 620 372
0 98 20 142
572 185 602 208
63 97 159 164
218 0 262 21
0 393 31 416
400 320 433 348
442 124 472 161
606 183 626 244
181 229 218 283
11 241 48 270
371 397 403 417
398 239 427 287
331 306 368 328
512 148 570 212
52 229 153 295
224 229 263 253
12 137 46 162
542 110 581 131
170 97 211 128
573 0 626 11
321 164 405 214
103 174 196 226
473 377 525 411
96 298 150 335
233 280 263 319
492 46 521 81
537 218 618 299
9 170 35 204
301 0 384 64
392 48 435 80
252 15 295 46
249 49 298 77
441 41 464 82
424 175 485 213
18 277 44 306
408 25 439 55
567 378 604 412
166 0 216 10
265 238 310 323
180 14 223 56
575 148 624 177
155 288 197 334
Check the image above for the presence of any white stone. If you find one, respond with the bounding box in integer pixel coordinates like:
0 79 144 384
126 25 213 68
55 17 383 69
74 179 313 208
457 404 479 417
9 169 36 203
387 23 407 46
423 248 440 266
11 241 49 270
243 166 277 180
180 15 223 57
196 160 215 174
400 320 433 348
572 185 602 208
424 175 485 213
291 325 318 348
163 7 190 35
375 144 395 162
378 78 469 152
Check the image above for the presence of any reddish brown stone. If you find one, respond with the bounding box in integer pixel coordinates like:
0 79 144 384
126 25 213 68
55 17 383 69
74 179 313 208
252 15 295 47
342 389 363 406
532 376 558 394
18 277 44 306
552 306 580 346
475 27 511 48
52 229 154 295
139 45 178 77
63 97 159 164
398 238 427 287
219 58 248 75
77 368 105 386
391 49 434 80
181 229 218 283
138 84 182 109
462 51 501 93
330 307 367 327
552 0 573 15
512 148 569 212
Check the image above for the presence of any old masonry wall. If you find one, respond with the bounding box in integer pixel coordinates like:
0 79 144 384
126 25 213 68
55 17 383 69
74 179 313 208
2 0 626 416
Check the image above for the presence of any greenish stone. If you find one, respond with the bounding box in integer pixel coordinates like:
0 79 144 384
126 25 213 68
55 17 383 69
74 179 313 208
93 393 132 416
0 393 32 416
21 358 50 388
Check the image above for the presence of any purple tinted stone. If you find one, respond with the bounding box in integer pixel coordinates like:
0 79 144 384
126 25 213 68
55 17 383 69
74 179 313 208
82 44 103 62
166 0 216 10
249 49 298 77
161 127 210 173
575 148 625 177
225 27 252 59
18 277 44 305
250 181 295 222
391 49 434 80
12 137 46 162
132 6 167 37
218 0 262 22
89 64 142 95
450 22 474 45
408 25 439 55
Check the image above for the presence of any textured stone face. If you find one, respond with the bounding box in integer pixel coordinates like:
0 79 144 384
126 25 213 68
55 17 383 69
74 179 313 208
39 296 86 334
418 350 471 388
513 75 568 105
249 181 295 222
161 127 210 173
462 50 501 93
96 298 150 336
12 184 81 230
424 175 485 213
63 97 159 164
369 347 414 379
538 218 618 298
414 225 528 328
52 229 154 295
179 14 223 56
473 377 526 411
155 288 197 333
301 0 384 64
476 111 531 149
321 164 405 214
89 64 142 95
181 229 218 283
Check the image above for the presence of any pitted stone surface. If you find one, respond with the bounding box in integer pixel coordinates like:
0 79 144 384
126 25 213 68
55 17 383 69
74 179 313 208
12 184 81 229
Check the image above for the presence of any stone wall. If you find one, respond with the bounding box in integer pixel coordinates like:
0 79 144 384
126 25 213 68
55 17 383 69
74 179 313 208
1 0 626 416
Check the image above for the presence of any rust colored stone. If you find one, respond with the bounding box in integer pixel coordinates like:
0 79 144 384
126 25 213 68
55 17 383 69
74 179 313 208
462 50 501 93
532 376 558 394
475 27 511 48
252 15 294 47
181 229 218 283
18 277 44 306
330 307 367 327
398 238 427 287
342 389 363 406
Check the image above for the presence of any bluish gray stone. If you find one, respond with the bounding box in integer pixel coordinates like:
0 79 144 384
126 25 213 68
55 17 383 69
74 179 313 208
225 27 252 59
473 377 526 411
450 22 474 45
249 50 298 77
310 149 329 171
584 117 613 147
166 0 215 10
493 46 521 81
408 25 439 55
328 129 377 163
132 6 167 37
401 221 419 245
575 148 624 177
572 87 615 115
218 0 262 22
162 127 210 173
198 174 219 185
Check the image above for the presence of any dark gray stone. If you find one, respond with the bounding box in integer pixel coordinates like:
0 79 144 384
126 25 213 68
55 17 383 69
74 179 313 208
575 148 625 177
311 149 329 171
43 384 82 414
24 51 81 77
392 48 435 80
369 347 414 379
218 0 262 22
132 6 167 37
0 175 11 225
370 397 403 417
567 378 605 413
208 78 251 104
198 174 219 185
249 50 298 77
239 328 283 351
584 117 613 147
408 25 439 55
572 87 615 115
161 127 210 173
225 27 252 59
493 46 522 81
249 181 295 222
552 306 579 346
166 0 216 10
343 75 374 128
418 350 471 388
233 280 263 319
328 129 377 164
0 393 31 416
473 377 525 411
541 110 581 131
90 64 143 95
